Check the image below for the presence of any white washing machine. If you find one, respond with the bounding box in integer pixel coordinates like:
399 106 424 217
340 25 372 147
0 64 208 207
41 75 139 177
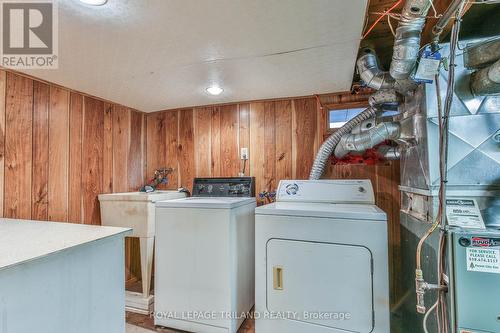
255 179 389 333
154 177 256 333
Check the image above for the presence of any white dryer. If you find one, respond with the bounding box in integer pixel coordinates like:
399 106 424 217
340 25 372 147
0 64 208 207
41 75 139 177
155 177 256 333
255 179 389 333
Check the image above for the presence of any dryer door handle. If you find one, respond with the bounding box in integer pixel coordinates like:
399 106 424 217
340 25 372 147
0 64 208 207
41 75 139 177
273 266 284 290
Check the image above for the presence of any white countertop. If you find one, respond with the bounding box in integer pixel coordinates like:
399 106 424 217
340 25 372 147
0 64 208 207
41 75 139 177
0 218 131 271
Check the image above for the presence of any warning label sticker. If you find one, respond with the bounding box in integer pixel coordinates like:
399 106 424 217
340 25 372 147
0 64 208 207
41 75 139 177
466 247 500 274
446 199 485 229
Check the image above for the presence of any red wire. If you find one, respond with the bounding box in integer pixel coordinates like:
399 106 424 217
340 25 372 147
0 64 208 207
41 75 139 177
362 0 403 39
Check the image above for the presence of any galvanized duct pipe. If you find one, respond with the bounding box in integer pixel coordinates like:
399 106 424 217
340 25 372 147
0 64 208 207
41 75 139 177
309 0 431 178
390 0 432 79
470 58 500 96
464 37 500 69
357 49 418 94
377 145 401 160
309 90 399 180
357 50 395 90
334 122 401 158
368 88 401 107
358 0 433 86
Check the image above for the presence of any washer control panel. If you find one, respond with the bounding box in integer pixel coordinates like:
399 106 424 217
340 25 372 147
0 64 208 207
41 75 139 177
192 177 255 197
277 179 375 204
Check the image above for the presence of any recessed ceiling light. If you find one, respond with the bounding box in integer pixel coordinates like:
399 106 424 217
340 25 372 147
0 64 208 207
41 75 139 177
206 86 223 96
79 0 108 6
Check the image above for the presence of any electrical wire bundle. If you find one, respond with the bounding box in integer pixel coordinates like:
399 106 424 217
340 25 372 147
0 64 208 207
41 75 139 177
419 2 467 332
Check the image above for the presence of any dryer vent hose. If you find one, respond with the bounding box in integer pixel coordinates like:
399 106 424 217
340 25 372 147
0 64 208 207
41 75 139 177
309 89 399 180
309 107 376 180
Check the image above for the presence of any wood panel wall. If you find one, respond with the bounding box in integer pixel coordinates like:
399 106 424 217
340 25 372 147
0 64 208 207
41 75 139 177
145 93 401 305
0 69 146 279
146 98 322 192
1 69 402 303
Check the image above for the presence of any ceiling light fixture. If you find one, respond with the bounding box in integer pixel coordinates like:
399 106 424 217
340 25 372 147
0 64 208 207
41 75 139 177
79 0 108 6
206 86 223 96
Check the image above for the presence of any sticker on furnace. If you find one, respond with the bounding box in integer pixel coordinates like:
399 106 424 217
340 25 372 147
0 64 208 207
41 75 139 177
466 247 500 274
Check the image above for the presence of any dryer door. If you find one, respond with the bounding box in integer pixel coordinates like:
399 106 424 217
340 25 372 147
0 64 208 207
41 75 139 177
266 239 373 332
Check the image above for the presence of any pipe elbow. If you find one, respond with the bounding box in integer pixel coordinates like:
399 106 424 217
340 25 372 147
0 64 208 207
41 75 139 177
470 58 500 96
389 0 431 79
390 19 426 79
334 122 401 159
357 52 395 90
368 89 401 107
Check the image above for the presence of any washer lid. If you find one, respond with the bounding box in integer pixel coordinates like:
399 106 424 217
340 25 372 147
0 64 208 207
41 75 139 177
255 202 386 221
98 190 185 202
156 197 256 209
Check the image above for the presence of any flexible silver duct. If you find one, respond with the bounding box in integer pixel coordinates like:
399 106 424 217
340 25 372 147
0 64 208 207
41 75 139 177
390 0 432 79
308 90 400 180
470 58 500 96
309 107 376 180
334 122 401 158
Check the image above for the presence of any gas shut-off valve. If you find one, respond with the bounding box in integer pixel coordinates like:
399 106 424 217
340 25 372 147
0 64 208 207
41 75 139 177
415 269 448 314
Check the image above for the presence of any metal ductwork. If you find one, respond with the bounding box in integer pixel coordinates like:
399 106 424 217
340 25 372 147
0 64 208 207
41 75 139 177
357 50 396 90
309 107 376 180
308 89 400 180
368 88 401 107
390 0 432 79
334 122 401 158
309 0 432 179
465 38 500 96
377 145 401 160
359 0 433 85
470 58 500 96
463 37 500 69
357 49 418 94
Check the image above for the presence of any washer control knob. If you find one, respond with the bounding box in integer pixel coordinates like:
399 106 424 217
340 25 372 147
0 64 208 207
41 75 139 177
285 183 299 195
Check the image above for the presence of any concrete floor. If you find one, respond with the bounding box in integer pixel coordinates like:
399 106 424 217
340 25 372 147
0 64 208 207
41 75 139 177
126 324 156 333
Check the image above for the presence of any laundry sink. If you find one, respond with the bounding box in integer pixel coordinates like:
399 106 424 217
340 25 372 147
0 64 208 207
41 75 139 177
98 191 185 237
98 190 186 314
